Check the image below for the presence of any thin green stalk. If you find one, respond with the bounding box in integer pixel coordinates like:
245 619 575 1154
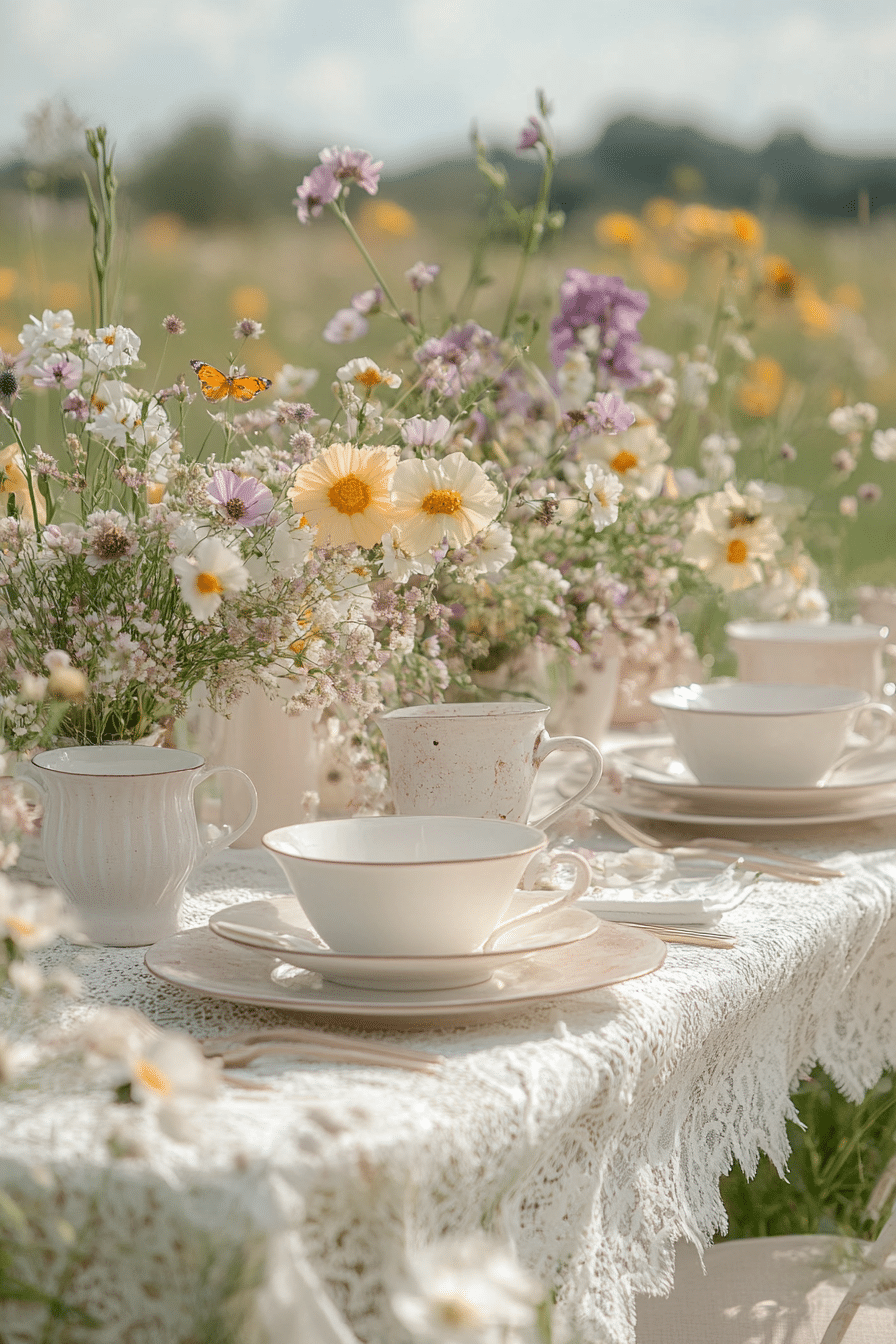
330 201 416 333
82 127 117 329
500 139 555 338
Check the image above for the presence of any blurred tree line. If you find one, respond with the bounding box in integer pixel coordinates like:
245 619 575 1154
2 103 895 227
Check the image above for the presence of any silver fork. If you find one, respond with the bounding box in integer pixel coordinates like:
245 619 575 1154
589 806 842 884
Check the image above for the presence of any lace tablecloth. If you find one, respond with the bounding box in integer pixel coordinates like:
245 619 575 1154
4 810 896 1343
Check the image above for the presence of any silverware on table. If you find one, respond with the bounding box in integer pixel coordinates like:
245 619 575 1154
589 806 843 884
615 922 737 949
201 1026 446 1074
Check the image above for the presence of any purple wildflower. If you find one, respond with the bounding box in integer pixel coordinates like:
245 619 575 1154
318 146 383 195
61 390 90 421
858 482 883 504
586 393 636 435
401 415 452 447
549 270 649 387
207 468 274 527
517 116 542 152
233 318 264 340
29 354 84 390
405 262 441 292
294 164 340 224
322 308 369 344
162 314 186 335
351 287 383 315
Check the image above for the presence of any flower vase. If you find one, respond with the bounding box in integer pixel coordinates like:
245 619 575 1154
612 618 704 726
194 685 319 848
473 645 621 747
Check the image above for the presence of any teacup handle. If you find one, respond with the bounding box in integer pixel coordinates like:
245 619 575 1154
482 849 592 951
529 731 603 831
192 765 259 856
825 702 896 779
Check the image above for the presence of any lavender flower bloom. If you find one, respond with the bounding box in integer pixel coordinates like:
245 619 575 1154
294 164 340 224
401 415 452 447
414 323 502 396
319 146 383 195
517 116 542 151
405 262 441 292
233 318 264 340
323 308 369 344
29 354 84 390
207 468 274 527
586 393 636 435
61 390 90 421
351 287 383 315
549 270 649 388
858 482 883 504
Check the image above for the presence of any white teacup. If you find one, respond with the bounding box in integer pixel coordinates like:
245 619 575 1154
17 745 258 946
376 702 603 832
263 816 592 957
726 620 890 699
649 682 896 789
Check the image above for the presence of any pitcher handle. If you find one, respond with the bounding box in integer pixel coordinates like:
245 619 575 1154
529 732 603 831
192 766 258 857
14 758 48 805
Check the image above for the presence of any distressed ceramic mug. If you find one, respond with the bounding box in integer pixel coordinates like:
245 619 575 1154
17 745 257 946
376 701 603 831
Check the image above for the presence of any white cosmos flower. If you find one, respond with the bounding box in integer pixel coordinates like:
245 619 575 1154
0 879 77 949
18 308 75 356
683 483 783 592
335 356 401 391
84 324 141 372
582 407 671 499
584 465 623 531
392 1235 542 1344
380 527 437 581
872 428 896 462
171 537 249 620
391 452 502 555
460 523 516 575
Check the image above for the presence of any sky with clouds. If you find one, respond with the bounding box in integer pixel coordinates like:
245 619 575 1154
5 0 896 168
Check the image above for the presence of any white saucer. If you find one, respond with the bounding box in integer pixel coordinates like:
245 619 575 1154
606 738 896 817
144 922 666 1023
209 894 602 990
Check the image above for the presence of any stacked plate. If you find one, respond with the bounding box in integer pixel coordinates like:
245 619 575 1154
598 736 896 829
144 892 666 1022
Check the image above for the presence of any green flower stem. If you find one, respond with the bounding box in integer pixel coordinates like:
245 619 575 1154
500 141 555 339
330 201 416 334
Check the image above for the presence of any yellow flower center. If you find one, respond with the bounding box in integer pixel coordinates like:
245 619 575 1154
610 450 639 474
103 333 116 346
354 368 384 388
328 474 372 515
421 488 463 516
196 571 224 595
133 1058 172 1097
6 916 36 939
727 538 749 565
433 1297 482 1329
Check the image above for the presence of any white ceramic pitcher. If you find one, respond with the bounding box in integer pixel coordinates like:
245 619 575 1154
17 745 258 946
376 701 602 831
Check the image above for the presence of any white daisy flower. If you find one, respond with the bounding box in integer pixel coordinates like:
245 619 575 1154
392 1234 542 1344
683 483 783 592
391 452 502 555
335 356 401 391
380 527 437 581
584 465 623 531
170 537 249 621
583 407 671 498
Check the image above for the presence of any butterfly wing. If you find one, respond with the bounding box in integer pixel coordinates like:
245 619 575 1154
229 375 273 403
190 360 232 402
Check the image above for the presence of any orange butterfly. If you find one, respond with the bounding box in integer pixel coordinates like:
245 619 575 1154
190 360 272 403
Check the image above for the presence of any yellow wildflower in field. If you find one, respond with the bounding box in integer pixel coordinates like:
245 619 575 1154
677 203 729 248
595 213 645 248
763 255 799 300
643 197 677 231
637 252 688 297
738 356 785 417
0 268 16 301
796 289 836 335
288 442 398 548
728 210 764 250
230 285 268 319
831 283 864 311
141 212 184 254
358 199 416 239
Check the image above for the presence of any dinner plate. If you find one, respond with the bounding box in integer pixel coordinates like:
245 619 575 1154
144 922 666 1022
605 738 896 817
209 894 602 990
589 782 896 830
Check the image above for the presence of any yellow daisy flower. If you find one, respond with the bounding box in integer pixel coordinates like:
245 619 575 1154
288 442 398 548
